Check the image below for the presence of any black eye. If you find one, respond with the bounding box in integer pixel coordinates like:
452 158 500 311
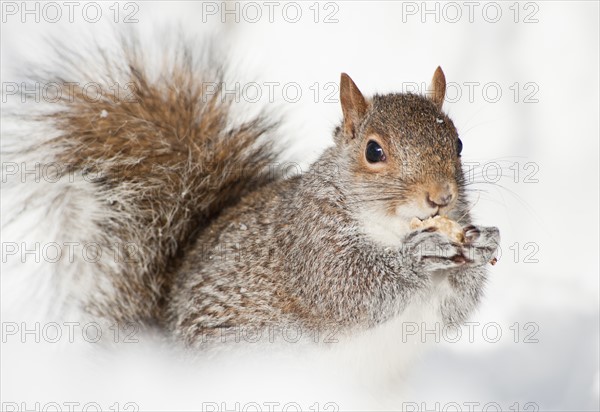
366 140 386 163
456 138 463 156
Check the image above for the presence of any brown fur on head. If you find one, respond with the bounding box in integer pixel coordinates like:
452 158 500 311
334 67 465 226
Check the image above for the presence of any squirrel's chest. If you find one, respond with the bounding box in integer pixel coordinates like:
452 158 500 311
327 279 451 380
355 208 413 247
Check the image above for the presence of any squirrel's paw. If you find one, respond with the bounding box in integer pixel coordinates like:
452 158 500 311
404 229 467 272
404 225 500 272
462 225 500 267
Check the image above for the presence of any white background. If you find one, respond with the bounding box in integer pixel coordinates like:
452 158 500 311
1 1 599 411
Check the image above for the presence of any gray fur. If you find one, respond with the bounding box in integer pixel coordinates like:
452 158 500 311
3 35 500 349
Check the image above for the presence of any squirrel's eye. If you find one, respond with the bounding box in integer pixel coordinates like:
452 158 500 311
366 140 386 163
457 138 463 156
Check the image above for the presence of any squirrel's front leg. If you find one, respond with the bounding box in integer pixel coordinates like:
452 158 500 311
318 224 502 329
400 225 500 324
403 225 500 272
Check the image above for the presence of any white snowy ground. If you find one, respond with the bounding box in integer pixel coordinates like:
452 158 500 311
1 1 598 411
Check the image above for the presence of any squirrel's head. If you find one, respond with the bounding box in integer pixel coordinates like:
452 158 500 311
333 67 466 244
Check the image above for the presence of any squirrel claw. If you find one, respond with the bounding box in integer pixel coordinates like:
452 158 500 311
463 225 480 244
450 254 468 264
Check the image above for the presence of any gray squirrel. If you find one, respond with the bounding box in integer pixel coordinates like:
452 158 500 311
2 36 500 349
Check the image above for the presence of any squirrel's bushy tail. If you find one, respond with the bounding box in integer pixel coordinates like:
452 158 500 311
1 34 278 325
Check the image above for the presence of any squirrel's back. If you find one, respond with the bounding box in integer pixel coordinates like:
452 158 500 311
1 34 279 326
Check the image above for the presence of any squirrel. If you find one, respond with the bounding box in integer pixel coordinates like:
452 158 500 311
2 35 500 350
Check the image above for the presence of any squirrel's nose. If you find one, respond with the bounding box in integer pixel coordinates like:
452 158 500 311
426 184 454 208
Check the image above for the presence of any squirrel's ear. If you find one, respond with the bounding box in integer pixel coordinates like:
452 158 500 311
428 66 446 110
340 73 368 137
